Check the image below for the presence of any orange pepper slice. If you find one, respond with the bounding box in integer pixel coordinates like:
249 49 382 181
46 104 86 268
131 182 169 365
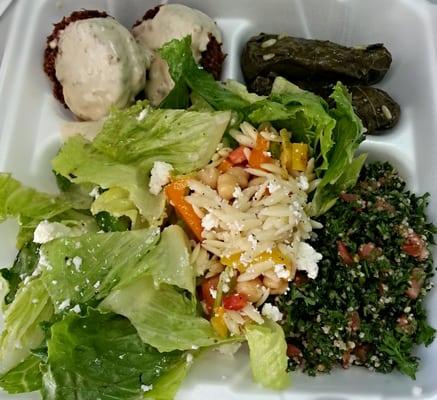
164 179 203 241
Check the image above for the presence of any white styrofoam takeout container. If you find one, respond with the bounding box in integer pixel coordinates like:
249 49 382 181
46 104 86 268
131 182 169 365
0 0 437 398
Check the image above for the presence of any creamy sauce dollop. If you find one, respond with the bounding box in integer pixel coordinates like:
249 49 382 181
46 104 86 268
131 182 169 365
56 18 148 121
132 4 222 105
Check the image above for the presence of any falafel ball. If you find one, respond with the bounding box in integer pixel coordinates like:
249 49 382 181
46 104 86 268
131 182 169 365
44 10 148 121
132 4 225 106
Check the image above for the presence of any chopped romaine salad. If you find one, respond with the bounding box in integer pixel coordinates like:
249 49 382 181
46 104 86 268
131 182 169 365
0 33 434 400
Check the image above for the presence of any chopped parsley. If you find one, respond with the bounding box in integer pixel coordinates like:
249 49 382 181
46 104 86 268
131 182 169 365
276 162 436 378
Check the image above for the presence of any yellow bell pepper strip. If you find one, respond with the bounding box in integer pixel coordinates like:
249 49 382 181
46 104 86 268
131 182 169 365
221 248 293 274
210 306 228 337
279 129 309 172
249 134 272 169
280 129 293 172
164 179 203 241
290 143 309 171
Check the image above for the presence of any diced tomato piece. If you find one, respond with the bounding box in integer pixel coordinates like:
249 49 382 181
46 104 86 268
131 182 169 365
402 233 429 261
348 311 361 332
340 193 359 202
405 268 425 300
337 241 354 265
353 344 370 363
358 242 380 262
228 146 247 165
293 271 309 287
286 343 303 360
222 293 248 311
201 276 220 315
342 351 351 369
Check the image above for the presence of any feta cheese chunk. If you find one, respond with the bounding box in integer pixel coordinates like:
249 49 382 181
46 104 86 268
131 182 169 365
149 161 173 195
261 303 283 322
201 213 219 231
294 242 323 279
33 220 73 244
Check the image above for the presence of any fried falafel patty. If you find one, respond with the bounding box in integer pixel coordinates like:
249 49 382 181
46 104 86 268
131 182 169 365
44 10 148 121
132 4 225 105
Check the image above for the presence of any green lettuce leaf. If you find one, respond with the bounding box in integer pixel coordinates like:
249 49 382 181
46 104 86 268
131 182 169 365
0 174 72 248
251 77 336 170
52 135 165 226
0 274 8 311
100 275 226 352
143 225 195 294
158 36 250 111
0 355 42 394
39 228 160 311
310 83 365 216
91 187 141 228
143 359 190 400
0 242 40 305
0 174 71 224
311 153 367 215
92 101 231 174
0 279 53 375
41 309 183 400
245 320 290 390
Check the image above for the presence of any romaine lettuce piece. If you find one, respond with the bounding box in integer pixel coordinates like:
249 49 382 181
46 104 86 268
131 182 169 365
0 242 40 304
158 36 250 111
0 174 71 224
310 83 365 216
0 174 73 248
143 225 195 294
267 77 336 170
91 187 141 228
310 153 367 216
0 279 53 375
100 275 226 352
0 355 42 394
143 359 190 400
52 135 165 226
0 274 8 311
39 228 160 311
245 320 290 390
92 101 231 174
41 309 183 400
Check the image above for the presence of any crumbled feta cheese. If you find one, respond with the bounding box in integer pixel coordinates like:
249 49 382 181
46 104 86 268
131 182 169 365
248 234 258 250
89 186 100 199
232 186 243 199
71 304 81 313
294 242 322 279
274 264 290 279
267 179 281 193
261 303 283 322
137 108 149 121
297 175 309 191
202 213 219 231
93 281 101 290
149 161 173 195
58 299 71 311
186 353 194 364
222 283 230 293
141 384 153 392
33 220 72 244
72 256 82 271
412 386 423 397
